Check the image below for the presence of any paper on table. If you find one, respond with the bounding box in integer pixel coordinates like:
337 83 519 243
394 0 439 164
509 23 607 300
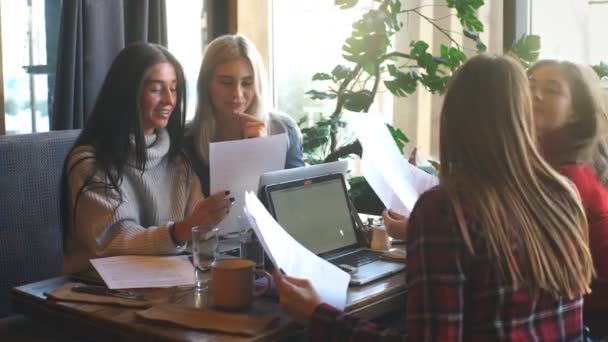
351 116 438 216
243 192 350 310
210 134 287 234
90 255 194 289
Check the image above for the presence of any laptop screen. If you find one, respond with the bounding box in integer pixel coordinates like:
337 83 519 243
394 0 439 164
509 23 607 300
265 174 359 255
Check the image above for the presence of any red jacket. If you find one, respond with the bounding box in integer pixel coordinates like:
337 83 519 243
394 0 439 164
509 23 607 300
559 164 608 336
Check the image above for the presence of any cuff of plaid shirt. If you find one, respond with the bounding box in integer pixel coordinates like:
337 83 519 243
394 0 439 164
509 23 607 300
309 303 342 340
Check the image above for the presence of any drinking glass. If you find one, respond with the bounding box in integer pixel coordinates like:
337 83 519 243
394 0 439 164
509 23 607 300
192 226 219 292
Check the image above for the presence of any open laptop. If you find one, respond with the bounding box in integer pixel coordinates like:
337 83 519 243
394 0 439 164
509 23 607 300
263 173 405 286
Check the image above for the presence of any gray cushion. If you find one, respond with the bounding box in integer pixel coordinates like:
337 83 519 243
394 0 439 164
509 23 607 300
0 130 79 317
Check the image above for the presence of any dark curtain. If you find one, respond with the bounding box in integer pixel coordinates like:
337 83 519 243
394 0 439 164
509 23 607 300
205 0 234 40
52 0 167 130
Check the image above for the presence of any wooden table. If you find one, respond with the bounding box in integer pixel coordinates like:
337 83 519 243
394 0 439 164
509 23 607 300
12 271 406 341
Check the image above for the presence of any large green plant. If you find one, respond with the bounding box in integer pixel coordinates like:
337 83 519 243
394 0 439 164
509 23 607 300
298 0 488 165
298 0 541 214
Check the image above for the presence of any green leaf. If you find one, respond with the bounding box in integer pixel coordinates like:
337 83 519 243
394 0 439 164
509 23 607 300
592 61 608 78
387 124 409 153
306 89 337 100
341 90 374 112
312 72 332 81
335 0 358 10
508 34 541 68
447 0 485 32
524 34 541 50
384 64 418 96
331 65 351 80
410 40 429 58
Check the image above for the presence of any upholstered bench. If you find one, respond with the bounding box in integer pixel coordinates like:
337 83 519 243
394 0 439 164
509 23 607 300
0 130 79 318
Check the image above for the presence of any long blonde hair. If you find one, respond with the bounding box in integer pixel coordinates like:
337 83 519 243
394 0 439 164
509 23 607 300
440 54 593 298
189 34 270 164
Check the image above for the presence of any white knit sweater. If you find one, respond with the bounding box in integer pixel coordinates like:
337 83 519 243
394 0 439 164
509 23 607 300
63 129 203 274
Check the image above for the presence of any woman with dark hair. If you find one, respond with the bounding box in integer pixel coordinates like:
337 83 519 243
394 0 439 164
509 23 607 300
63 42 231 274
273 55 594 341
529 60 608 336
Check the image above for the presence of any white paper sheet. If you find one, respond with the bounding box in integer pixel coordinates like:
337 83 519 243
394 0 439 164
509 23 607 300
210 134 288 234
351 116 438 216
243 191 350 310
90 255 195 289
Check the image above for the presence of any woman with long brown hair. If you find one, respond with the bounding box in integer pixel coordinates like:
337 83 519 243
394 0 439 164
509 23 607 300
273 54 594 341
529 59 608 336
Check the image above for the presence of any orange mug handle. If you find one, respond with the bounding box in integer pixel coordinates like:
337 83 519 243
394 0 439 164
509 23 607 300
253 269 272 297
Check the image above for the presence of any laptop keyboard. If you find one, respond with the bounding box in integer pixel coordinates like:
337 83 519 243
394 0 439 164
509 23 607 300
332 250 381 267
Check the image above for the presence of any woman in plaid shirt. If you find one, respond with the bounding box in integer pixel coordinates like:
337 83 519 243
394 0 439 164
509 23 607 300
273 54 595 341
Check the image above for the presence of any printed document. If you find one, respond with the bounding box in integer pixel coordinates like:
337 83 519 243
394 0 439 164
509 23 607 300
243 191 350 310
90 255 194 289
210 134 287 233
351 116 438 216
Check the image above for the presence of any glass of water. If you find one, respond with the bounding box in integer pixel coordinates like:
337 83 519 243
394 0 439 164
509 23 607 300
192 226 219 292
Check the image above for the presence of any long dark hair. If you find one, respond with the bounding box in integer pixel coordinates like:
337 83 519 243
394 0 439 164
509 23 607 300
68 42 188 217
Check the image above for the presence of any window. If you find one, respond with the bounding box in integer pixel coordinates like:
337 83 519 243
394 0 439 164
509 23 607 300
0 1 207 135
271 0 390 125
269 0 504 159
520 0 608 65
166 1 206 121
1 0 60 135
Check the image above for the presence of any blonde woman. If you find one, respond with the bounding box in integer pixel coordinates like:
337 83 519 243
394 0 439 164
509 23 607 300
529 60 608 336
273 54 594 341
187 34 304 196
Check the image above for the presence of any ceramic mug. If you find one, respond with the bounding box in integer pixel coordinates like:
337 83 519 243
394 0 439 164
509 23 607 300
209 259 271 310
370 226 391 251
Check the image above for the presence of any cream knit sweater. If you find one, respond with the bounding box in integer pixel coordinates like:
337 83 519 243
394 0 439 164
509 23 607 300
63 129 203 274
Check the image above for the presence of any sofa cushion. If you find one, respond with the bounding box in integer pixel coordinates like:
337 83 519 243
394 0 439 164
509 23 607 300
0 130 80 317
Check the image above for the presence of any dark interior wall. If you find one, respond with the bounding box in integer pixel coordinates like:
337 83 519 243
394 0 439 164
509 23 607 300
205 0 237 40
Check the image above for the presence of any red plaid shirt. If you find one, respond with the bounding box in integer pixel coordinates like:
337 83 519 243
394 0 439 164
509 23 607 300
310 188 584 341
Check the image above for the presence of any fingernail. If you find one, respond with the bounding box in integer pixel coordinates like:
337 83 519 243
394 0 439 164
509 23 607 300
225 190 231 195
229 197 235 202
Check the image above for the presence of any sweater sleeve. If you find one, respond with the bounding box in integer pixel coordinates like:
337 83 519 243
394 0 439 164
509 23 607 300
283 116 305 169
66 147 188 258
269 112 305 169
